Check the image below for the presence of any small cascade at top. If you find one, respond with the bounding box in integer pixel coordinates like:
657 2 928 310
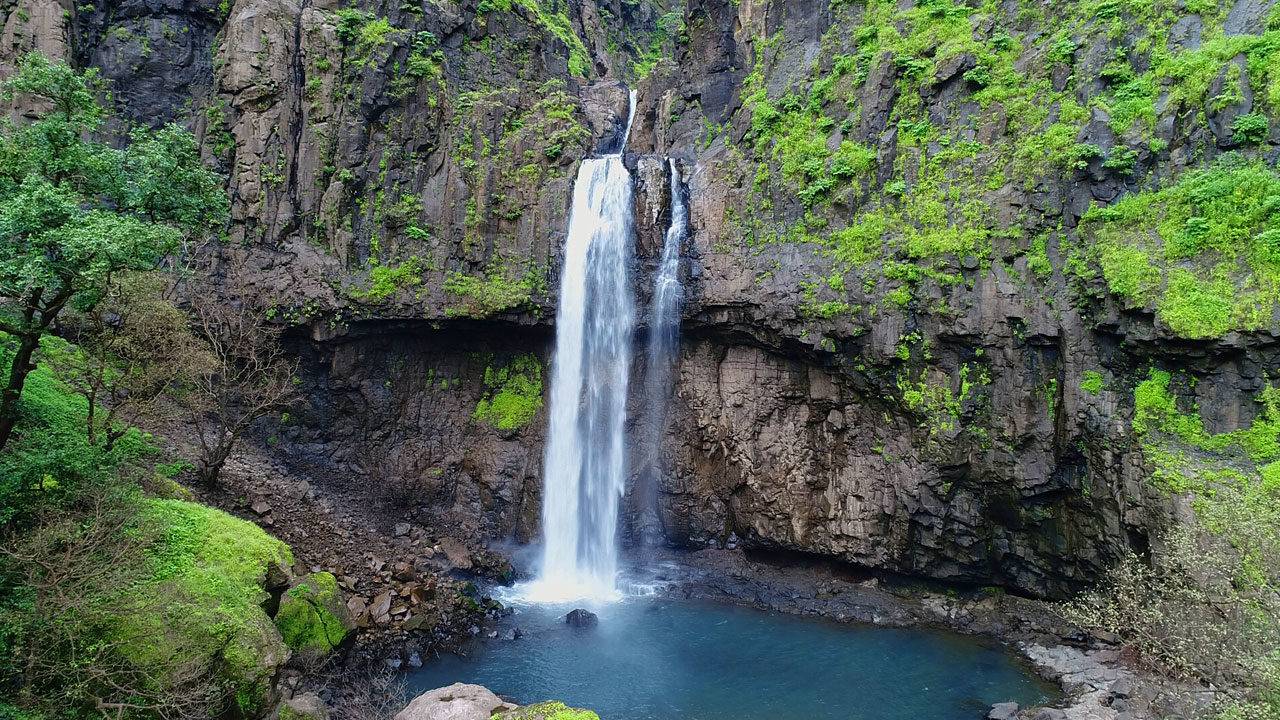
639 160 688 544
522 91 638 603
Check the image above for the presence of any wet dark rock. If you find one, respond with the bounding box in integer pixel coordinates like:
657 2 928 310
565 609 599 628
1225 0 1278 34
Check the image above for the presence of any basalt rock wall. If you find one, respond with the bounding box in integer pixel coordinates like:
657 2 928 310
6 0 1280 598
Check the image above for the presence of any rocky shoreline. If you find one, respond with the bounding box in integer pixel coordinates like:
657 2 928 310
639 547 1214 720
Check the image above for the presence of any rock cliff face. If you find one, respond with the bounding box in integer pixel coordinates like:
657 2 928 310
8 0 1279 597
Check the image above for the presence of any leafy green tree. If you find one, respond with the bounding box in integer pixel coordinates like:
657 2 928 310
0 53 227 451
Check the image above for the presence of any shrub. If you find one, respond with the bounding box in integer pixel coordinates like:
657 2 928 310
1232 113 1270 145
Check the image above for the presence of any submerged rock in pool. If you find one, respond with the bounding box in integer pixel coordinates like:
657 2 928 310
394 683 515 720
565 609 598 628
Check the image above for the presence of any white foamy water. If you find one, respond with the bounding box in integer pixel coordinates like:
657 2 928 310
519 92 638 603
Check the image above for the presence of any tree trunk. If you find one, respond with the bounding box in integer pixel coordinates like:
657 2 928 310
197 440 233 486
0 332 41 452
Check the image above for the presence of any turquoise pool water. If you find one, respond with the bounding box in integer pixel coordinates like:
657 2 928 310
408 598 1056 720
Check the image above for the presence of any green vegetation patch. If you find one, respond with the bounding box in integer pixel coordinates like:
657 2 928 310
473 354 544 431
716 0 1280 327
0 337 152 524
895 363 990 441
444 266 540 318
130 498 294 714
496 701 601 720
477 0 591 77
1080 370 1105 396
1078 158 1280 339
349 256 424 303
333 9 402 69
1133 369 1280 471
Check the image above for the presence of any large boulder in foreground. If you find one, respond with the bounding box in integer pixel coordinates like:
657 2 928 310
393 683 516 720
393 685 601 720
273 571 356 659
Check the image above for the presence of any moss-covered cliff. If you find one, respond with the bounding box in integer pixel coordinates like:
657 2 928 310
4 0 1277 599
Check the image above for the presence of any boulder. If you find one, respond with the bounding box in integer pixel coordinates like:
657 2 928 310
988 702 1019 720
123 499 294 717
393 683 516 720
273 572 357 659
279 692 330 720
437 538 473 570
565 609 598 628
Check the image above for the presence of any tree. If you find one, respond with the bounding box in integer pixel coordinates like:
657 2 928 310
0 53 227 452
43 273 211 450
179 260 298 485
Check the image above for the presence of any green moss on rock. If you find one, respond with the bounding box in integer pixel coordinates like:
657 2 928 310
473 354 544 431
1079 159 1280 339
1080 370 1105 396
495 701 601 720
274 572 355 656
126 498 294 716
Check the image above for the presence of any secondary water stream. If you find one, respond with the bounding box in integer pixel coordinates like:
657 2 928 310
638 160 688 544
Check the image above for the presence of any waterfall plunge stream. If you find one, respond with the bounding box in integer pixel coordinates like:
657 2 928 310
523 93 639 602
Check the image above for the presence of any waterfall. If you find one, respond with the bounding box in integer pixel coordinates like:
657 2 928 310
526 92 638 602
639 161 687 544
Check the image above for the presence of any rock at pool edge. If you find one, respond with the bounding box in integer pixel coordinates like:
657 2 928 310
393 683 515 720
